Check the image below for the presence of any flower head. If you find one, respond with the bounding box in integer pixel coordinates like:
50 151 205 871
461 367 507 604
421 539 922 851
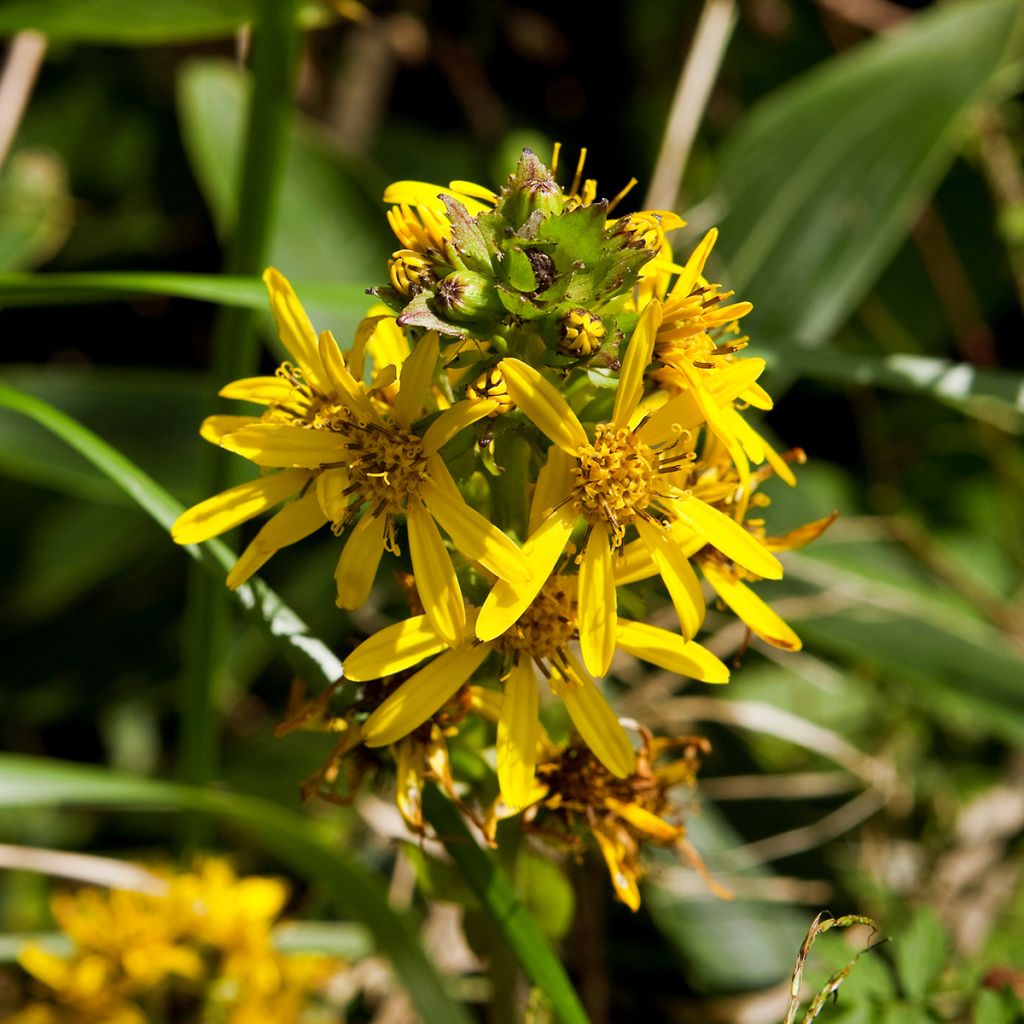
478 300 784 677
171 269 529 645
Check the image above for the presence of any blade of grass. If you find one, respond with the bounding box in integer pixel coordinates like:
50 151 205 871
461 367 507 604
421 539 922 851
422 786 591 1024
0 754 473 1024
179 0 302 845
0 270 368 313
0 382 343 690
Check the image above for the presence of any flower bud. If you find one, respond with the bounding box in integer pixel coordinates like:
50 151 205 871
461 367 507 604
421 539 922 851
388 249 432 296
465 365 514 416
559 308 606 357
435 270 504 323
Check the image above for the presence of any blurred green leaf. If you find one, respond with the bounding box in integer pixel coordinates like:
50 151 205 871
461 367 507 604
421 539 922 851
0 271 369 319
0 754 472 1024
515 852 575 942
753 343 1024 431
643 804 808 994
0 0 328 44
892 908 948 1003
712 0 1020 347
177 60 387 332
974 988 1023 1024
788 545 1024 746
0 150 73 270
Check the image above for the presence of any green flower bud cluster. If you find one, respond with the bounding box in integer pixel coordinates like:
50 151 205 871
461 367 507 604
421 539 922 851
372 149 669 368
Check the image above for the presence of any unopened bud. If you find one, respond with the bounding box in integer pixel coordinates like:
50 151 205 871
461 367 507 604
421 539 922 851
559 308 606 357
388 249 432 296
465 365 514 416
435 270 503 322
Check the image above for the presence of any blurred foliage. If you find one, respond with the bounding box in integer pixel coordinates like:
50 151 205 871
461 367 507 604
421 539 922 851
1 0 1024 1021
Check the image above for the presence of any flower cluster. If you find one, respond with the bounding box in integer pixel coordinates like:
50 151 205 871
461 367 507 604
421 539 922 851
173 147 828 908
10 860 338 1023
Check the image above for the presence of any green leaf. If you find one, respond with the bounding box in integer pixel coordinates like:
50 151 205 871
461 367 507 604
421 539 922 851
712 0 1020 347
177 60 387 331
973 988 1022 1024
0 0 329 44
892 908 948 1003
422 787 591 1024
0 754 472 1024
0 0 253 43
0 381 343 690
0 150 73 270
0 271 369 319
752 343 1024 430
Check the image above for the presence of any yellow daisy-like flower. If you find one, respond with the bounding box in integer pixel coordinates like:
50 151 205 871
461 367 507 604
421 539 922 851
341 567 727 809
172 271 529 644
615 443 835 651
477 300 783 679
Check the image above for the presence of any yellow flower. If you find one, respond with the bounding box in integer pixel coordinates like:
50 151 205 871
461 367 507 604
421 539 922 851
341 567 727 809
477 299 783 679
172 270 529 643
615 444 835 651
511 730 724 912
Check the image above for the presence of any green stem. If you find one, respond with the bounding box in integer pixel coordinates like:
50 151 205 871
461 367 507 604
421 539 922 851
178 0 302 848
422 786 591 1024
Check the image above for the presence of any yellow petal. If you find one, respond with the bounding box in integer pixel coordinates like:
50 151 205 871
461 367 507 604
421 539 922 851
395 331 439 428
383 179 490 215
395 736 426 830
591 822 641 911
635 519 705 641
421 457 530 584
742 382 773 410
476 502 577 642
364 643 490 747
226 490 326 588
218 375 293 405
578 526 617 677
764 512 837 553
448 179 498 205
670 228 717 299
497 659 540 810
422 398 497 453
612 299 662 429
344 615 447 681
468 685 504 723
703 561 801 651
612 537 657 585
200 414 258 445
407 498 467 647
315 467 350 524
529 445 573 534
559 654 635 778
675 494 783 579
605 797 683 842
220 422 346 468
171 470 308 544
499 358 588 454
317 330 376 420
263 268 329 393
335 513 387 609
365 314 410 376
616 619 728 682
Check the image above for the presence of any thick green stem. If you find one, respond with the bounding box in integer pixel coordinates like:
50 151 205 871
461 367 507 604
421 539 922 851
177 0 302 848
